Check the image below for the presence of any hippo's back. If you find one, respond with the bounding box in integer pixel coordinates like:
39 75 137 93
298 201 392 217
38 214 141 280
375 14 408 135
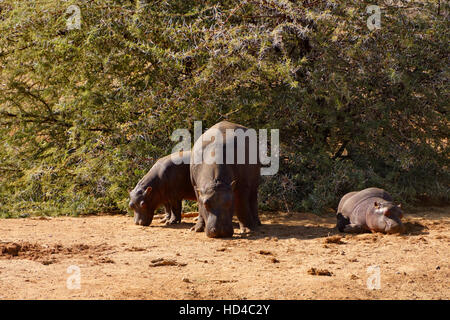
156 150 190 168
337 191 358 216
338 187 393 218
210 120 247 131
190 121 260 187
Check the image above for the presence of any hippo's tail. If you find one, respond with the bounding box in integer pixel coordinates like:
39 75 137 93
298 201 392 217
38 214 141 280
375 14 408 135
336 213 350 232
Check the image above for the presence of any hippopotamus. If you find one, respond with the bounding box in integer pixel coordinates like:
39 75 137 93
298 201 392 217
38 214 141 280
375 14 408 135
129 151 196 226
190 121 261 238
336 187 405 234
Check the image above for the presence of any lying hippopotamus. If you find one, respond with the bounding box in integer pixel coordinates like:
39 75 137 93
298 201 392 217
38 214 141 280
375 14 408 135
336 187 405 234
129 151 196 226
190 121 261 238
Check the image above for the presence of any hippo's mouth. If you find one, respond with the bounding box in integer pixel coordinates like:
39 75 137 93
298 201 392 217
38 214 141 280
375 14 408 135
385 222 405 234
206 226 234 238
204 211 234 238
134 212 154 226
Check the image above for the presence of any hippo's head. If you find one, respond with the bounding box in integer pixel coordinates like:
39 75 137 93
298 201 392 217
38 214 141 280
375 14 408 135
129 186 157 226
196 181 236 238
372 202 405 234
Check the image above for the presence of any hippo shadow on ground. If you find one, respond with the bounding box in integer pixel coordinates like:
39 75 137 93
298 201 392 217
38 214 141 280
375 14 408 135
240 222 430 240
234 223 338 241
155 222 196 230
151 220 337 240
403 221 428 236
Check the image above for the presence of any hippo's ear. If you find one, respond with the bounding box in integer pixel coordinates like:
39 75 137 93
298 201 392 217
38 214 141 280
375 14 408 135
230 180 237 191
143 186 152 197
374 202 379 208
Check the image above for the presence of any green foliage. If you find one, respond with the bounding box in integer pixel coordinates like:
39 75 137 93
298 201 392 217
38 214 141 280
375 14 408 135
0 0 448 217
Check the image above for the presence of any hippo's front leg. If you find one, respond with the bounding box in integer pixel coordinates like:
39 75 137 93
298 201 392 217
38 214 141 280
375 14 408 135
343 223 365 233
190 212 205 232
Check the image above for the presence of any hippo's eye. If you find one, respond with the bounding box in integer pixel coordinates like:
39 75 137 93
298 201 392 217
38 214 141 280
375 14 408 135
140 201 146 208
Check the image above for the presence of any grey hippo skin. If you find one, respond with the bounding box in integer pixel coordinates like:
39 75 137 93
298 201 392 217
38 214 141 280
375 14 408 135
129 151 196 226
336 187 405 234
190 121 261 238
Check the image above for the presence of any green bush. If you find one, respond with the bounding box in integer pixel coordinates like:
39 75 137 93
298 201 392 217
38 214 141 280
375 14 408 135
0 0 448 217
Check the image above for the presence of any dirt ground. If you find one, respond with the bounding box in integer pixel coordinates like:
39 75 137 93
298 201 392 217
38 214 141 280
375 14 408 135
0 207 449 300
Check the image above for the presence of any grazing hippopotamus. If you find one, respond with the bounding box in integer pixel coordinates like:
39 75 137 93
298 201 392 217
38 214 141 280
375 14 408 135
190 121 261 238
129 151 196 226
336 187 405 234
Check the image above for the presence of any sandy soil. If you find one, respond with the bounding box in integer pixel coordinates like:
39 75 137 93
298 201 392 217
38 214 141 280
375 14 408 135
0 207 449 300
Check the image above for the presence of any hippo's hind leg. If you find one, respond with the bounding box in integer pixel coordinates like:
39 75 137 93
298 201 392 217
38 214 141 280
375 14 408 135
235 188 258 232
343 223 364 233
250 187 261 226
160 204 171 224
166 200 182 225
336 213 350 232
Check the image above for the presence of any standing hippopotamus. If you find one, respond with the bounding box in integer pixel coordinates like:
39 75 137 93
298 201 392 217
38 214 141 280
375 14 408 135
129 151 196 226
190 121 261 238
336 187 405 234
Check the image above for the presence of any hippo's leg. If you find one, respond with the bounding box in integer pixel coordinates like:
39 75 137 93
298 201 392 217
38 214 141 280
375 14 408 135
235 188 257 232
336 213 350 232
190 212 205 232
166 200 182 225
343 223 364 233
160 204 171 223
250 188 261 226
